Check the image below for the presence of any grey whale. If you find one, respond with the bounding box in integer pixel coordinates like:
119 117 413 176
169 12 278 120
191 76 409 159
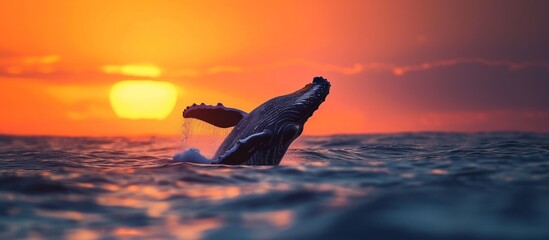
174 76 331 165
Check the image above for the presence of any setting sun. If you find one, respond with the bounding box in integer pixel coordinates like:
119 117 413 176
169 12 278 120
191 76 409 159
109 80 178 120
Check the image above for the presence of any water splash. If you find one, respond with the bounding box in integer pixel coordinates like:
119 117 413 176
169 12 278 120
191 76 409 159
180 118 232 158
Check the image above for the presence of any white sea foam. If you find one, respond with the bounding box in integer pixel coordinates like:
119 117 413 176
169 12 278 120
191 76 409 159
173 148 211 164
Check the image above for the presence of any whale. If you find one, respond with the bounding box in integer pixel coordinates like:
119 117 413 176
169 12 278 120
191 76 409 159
173 76 331 165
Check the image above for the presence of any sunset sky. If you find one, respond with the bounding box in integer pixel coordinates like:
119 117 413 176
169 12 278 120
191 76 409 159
1 0 548 136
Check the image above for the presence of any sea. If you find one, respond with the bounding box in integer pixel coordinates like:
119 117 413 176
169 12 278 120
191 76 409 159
0 132 548 240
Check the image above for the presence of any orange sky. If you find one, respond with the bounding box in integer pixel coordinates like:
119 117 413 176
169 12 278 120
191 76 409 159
1 0 548 136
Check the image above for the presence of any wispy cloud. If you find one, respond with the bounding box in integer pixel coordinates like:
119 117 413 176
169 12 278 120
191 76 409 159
0 54 60 75
286 58 549 76
102 64 162 78
229 58 549 76
2 54 549 82
391 58 549 76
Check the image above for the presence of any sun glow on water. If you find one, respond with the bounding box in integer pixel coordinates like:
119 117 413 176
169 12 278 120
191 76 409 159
109 80 178 120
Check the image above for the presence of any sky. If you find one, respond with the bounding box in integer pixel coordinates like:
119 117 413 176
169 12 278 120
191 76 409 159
1 0 548 136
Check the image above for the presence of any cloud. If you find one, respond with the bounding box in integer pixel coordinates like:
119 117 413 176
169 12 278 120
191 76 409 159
279 58 549 76
391 58 549 76
0 54 60 75
0 57 163 83
239 58 549 77
261 58 549 76
0 54 60 65
2 54 548 92
102 64 162 78
346 62 549 113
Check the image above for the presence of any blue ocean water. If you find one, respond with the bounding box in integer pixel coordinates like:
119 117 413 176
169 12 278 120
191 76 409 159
0 132 548 239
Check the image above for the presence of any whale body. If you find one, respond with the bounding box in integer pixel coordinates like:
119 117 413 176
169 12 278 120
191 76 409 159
174 76 331 165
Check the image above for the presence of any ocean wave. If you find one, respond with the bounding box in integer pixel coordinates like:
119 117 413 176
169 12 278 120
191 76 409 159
1 133 548 239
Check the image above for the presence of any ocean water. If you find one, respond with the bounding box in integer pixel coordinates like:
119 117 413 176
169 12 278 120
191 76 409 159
1 132 548 240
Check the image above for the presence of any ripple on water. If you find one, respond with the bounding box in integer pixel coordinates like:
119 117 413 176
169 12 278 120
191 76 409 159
0 133 548 239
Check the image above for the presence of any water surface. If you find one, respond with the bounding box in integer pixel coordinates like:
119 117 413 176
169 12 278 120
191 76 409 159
1 132 548 239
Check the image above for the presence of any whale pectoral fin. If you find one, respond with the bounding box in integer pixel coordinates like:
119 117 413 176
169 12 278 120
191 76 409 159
183 103 248 128
213 130 273 165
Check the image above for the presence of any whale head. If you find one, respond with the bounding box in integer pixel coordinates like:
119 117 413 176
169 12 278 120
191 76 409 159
276 76 331 127
233 76 330 164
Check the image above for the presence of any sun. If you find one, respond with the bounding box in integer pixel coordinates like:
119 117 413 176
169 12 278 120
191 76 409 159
109 80 178 120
